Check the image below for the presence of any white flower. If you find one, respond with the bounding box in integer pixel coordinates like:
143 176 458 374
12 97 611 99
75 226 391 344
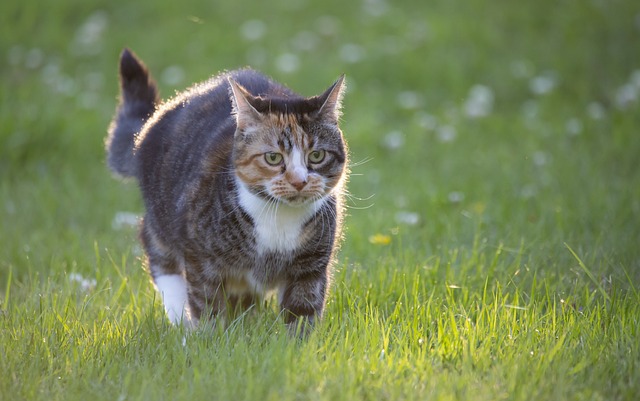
112 212 139 230
587 102 606 120
395 211 420 225
464 84 494 118
529 72 558 95
565 118 583 136
161 66 185 87
382 131 404 150
339 43 365 64
69 273 97 292
615 83 637 109
396 91 422 109
448 191 464 203
436 125 456 142
275 53 299 74
240 20 267 41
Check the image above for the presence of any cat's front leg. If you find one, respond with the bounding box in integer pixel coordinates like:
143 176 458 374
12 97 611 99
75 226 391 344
280 273 328 336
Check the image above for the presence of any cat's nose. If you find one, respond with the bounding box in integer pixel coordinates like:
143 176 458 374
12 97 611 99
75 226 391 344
288 165 308 191
291 179 307 191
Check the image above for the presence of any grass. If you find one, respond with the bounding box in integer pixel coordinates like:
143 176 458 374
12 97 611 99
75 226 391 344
1 0 640 399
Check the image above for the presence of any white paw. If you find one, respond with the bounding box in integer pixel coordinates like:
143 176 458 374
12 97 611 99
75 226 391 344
154 274 190 325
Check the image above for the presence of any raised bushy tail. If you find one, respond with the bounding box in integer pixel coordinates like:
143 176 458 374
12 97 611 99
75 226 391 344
106 48 159 178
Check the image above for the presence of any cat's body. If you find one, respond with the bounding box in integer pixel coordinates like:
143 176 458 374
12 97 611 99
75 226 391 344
106 49 348 333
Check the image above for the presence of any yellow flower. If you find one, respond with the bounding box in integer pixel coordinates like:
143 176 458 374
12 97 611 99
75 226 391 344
368 233 391 245
471 201 486 215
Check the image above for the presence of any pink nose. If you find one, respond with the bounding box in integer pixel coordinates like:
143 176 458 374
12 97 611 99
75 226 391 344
290 179 307 191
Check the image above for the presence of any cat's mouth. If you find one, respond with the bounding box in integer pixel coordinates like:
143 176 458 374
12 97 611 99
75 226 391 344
254 190 317 207
281 194 318 207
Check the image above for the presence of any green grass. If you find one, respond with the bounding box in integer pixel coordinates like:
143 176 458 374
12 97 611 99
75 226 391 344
2 0 640 400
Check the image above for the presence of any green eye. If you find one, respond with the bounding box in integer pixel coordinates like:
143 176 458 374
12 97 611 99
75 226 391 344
308 150 326 164
264 152 283 166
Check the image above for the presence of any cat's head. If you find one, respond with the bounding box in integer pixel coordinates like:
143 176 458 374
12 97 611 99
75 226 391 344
229 76 347 207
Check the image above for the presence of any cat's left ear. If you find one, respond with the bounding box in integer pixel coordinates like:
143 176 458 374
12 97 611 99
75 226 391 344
228 78 262 130
314 75 346 123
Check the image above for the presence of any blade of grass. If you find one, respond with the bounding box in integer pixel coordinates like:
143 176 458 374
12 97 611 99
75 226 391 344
564 243 610 302
3 265 11 309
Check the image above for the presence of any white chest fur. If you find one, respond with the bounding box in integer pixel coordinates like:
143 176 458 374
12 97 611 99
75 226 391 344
236 179 324 254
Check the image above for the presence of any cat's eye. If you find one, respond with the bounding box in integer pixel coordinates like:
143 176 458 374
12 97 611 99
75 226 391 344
308 150 326 164
264 152 283 166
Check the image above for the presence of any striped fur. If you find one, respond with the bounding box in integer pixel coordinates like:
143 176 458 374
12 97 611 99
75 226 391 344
106 49 348 334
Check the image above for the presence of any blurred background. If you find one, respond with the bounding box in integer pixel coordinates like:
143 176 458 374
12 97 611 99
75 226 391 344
1 0 639 284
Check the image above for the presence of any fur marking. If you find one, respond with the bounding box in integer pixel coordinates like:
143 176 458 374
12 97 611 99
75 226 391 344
236 178 324 253
155 274 190 325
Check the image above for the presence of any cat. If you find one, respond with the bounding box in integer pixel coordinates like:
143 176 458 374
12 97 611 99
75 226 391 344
105 48 348 335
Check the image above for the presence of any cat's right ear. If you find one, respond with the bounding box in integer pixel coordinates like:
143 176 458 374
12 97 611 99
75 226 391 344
228 78 262 130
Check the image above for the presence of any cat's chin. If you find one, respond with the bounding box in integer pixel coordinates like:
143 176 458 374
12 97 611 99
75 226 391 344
280 195 322 208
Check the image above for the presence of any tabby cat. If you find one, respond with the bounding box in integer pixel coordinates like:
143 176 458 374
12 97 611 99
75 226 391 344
106 49 348 334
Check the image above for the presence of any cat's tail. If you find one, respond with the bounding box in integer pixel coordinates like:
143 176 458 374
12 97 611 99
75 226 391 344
106 48 159 178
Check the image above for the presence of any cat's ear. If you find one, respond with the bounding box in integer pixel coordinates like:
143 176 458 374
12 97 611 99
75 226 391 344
314 74 346 123
228 78 262 129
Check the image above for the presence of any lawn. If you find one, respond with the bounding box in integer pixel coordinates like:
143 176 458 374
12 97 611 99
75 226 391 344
1 0 639 400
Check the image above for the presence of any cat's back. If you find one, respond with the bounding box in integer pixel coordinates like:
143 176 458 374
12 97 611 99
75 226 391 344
134 69 294 200
136 68 288 156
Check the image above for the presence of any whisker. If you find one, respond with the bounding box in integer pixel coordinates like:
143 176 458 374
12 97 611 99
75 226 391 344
343 192 375 202
348 156 373 168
